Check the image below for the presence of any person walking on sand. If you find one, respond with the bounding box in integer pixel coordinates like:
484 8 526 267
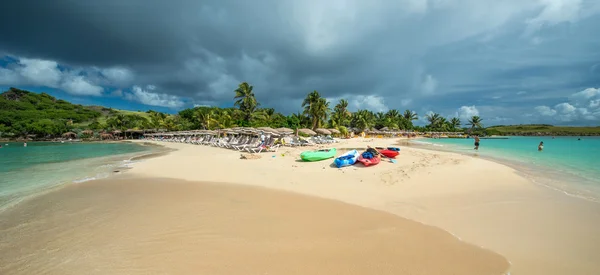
474 135 480 150
538 141 544 151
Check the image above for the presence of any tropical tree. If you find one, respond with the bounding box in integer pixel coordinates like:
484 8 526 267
331 99 351 127
302 91 330 130
148 111 167 128
403 110 418 122
193 108 219 129
233 82 260 121
450 117 461 131
351 109 375 131
403 110 418 130
425 113 442 129
467 116 483 130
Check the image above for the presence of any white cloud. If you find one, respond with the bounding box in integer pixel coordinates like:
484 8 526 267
0 56 105 96
535 105 557 116
101 67 134 87
193 104 211 108
0 67 19 85
350 95 388 112
17 58 61 87
555 102 576 114
125 85 185 108
524 0 585 36
61 75 103 96
533 87 600 122
456 105 479 121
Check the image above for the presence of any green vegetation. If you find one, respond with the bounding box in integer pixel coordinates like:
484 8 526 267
0 87 168 139
486 125 600 136
1 84 493 139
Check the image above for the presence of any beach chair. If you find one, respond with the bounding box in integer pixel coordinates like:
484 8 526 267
265 144 280 152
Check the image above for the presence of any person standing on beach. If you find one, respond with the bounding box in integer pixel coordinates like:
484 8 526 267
538 141 544 151
474 135 480 150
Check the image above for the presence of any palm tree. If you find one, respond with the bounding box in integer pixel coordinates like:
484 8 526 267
450 117 461 131
216 110 237 129
467 116 483 130
302 91 330 130
351 109 375 131
233 82 260 121
149 111 167 128
331 99 351 127
403 110 418 122
425 113 442 129
193 108 218 129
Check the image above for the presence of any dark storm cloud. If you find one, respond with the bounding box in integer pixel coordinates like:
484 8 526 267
1 0 600 125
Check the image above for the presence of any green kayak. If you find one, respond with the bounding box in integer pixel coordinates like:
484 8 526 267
300 148 337 162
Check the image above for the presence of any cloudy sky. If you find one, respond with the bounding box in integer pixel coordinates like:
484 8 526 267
1 0 599 126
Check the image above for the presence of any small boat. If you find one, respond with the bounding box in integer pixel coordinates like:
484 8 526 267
333 150 359 168
300 148 337 162
379 149 399 158
356 151 381 167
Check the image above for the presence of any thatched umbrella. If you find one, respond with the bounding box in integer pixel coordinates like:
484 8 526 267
100 133 113 140
62 132 76 138
275 127 294 134
298 128 317 136
327 128 340 134
314 128 331 135
112 130 122 135
82 129 94 135
257 127 280 134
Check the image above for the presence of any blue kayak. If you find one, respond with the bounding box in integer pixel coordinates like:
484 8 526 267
333 150 359 168
387 147 400 152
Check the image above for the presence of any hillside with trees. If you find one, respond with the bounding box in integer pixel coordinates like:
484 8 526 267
0 84 480 140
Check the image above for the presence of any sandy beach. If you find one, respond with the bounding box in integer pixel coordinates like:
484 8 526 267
0 177 508 275
2 137 600 274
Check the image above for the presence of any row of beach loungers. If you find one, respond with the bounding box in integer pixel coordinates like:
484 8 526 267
145 134 339 154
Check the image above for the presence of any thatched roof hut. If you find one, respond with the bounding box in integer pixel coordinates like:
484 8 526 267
298 128 317 136
62 132 76 137
314 128 331 135
275 127 294 134
82 129 94 135
100 133 113 139
327 128 341 134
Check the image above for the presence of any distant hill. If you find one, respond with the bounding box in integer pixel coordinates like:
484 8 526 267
0 87 161 138
486 124 600 136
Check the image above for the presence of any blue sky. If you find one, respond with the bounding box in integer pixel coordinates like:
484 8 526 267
1 0 599 126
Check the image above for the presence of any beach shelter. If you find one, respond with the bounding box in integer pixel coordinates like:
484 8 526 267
62 132 76 138
315 128 331 135
298 128 317 136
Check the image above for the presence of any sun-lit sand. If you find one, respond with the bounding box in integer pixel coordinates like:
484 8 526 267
0 178 508 275
124 137 600 274
1 137 599 274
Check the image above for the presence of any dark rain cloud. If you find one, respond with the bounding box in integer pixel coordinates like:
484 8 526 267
1 0 600 125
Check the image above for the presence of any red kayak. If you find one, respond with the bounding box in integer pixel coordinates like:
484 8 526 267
379 149 399 158
357 155 381 167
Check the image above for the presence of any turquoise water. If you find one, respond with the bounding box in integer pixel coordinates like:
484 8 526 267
0 142 154 211
412 136 600 201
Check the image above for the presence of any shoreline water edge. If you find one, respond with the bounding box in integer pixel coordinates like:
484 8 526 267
406 137 600 203
1 137 600 274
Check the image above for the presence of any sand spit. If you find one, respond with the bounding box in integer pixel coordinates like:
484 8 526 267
0 178 508 275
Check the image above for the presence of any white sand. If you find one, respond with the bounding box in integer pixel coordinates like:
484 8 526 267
0 178 508 275
128 138 600 274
